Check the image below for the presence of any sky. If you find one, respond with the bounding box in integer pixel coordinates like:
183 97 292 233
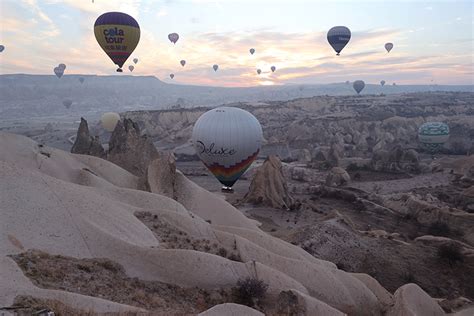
0 0 473 87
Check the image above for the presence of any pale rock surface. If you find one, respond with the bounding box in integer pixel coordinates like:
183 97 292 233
325 167 351 187
198 303 264 316
387 284 446 316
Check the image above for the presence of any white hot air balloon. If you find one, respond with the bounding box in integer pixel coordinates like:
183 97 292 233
192 107 263 191
128 65 134 72
257 69 262 75
180 60 186 67
101 112 120 132
353 80 365 94
385 42 394 53
213 64 219 72
271 66 276 72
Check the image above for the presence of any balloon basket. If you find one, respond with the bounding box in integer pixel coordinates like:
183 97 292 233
221 186 234 193
117 68 123 73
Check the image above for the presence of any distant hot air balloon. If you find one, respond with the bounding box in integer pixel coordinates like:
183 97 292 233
418 122 449 154
392 82 396 86
345 80 350 85
54 67 64 78
170 73 175 79
129 65 134 72
180 60 186 67
62 99 73 109
192 107 263 191
213 64 219 72
249 48 255 55
271 66 276 72
94 12 140 72
168 33 179 44
101 112 120 132
79 77 85 84
327 26 351 55
257 69 262 75
133 58 138 64
58 63 66 70
380 80 386 86
0 45 5 52
353 80 365 94
385 42 394 53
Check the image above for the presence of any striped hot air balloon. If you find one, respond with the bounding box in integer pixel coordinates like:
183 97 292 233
418 122 449 154
94 12 140 72
192 107 262 191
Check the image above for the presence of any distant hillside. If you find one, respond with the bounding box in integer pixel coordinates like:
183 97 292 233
0 74 472 120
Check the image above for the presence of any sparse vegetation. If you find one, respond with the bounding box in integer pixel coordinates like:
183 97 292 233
437 243 464 266
232 277 268 308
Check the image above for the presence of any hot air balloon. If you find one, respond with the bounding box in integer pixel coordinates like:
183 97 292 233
271 66 276 72
168 33 179 44
180 60 186 67
385 42 393 53
249 48 255 55
327 26 351 55
345 80 350 85
62 99 73 109
353 80 365 94
54 67 64 78
418 122 449 154
380 80 386 86
257 69 262 75
101 112 120 132
392 82 396 86
0 45 5 52
129 65 134 72
79 77 85 84
58 63 66 70
133 58 138 64
94 12 140 72
213 64 219 72
192 107 263 191
170 73 175 79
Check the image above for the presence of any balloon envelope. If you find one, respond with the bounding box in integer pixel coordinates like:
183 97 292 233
180 60 186 67
168 33 179 44
249 48 255 55
62 99 72 109
385 42 394 53
133 58 138 64
101 112 120 132
257 69 261 75
327 26 351 55
418 122 449 153
129 65 134 72
54 67 64 78
94 12 140 72
353 80 365 94
192 107 263 188
58 63 66 70
0 45 4 52
213 64 218 71
170 73 174 79
271 66 276 72
79 77 85 84
380 80 386 86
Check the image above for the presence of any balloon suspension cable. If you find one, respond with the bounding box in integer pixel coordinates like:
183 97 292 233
221 186 234 193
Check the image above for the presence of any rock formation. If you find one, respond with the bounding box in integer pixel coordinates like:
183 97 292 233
325 167 350 187
70 118 105 158
146 151 177 199
108 118 159 177
370 145 420 173
243 155 295 210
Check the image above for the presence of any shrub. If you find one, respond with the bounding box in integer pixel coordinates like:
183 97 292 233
437 243 464 266
232 277 268 307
